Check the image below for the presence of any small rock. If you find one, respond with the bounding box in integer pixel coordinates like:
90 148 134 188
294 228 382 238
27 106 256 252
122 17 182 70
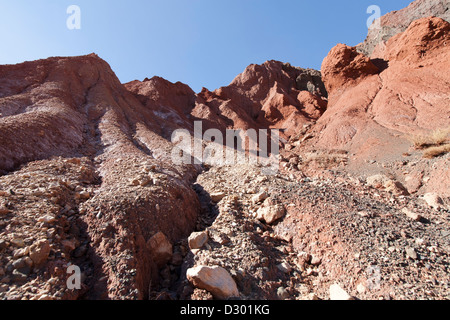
422 193 443 210
37 215 57 224
306 293 320 300
61 239 77 253
210 192 226 203
405 247 418 260
29 239 51 267
0 239 7 250
256 205 286 225
79 191 91 200
366 174 391 189
187 265 239 300
13 247 30 259
384 180 409 196
130 179 140 186
147 232 173 268
252 192 269 204
277 262 292 274
277 287 290 300
11 269 28 284
329 284 353 300
11 238 25 248
140 176 153 187
357 283 366 294
188 231 209 250
401 208 422 221
310 255 322 266
0 207 10 215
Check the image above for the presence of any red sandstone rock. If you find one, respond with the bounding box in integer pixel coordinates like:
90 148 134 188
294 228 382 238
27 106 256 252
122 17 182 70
308 17 450 196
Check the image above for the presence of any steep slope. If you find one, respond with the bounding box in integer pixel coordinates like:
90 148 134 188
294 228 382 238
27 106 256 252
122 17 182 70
302 16 449 196
0 54 201 299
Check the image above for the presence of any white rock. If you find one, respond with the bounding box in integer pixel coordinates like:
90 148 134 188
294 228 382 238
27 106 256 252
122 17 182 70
252 192 269 204
188 231 209 250
401 208 422 221
422 193 443 210
187 265 239 300
357 283 366 294
210 192 226 203
329 284 352 300
256 205 286 225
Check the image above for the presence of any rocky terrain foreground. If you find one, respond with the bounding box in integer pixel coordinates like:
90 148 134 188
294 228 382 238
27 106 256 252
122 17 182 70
0 0 449 300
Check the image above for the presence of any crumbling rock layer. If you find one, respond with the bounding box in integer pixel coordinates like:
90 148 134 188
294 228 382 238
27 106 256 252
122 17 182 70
357 0 450 56
0 54 201 299
306 16 450 196
125 60 328 141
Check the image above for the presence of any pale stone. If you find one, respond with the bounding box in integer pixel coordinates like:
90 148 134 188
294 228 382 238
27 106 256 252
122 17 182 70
401 208 422 221
256 205 286 224
423 193 443 210
187 265 239 300
210 192 226 203
329 284 352 300
188 231 209 250
252 192 269 204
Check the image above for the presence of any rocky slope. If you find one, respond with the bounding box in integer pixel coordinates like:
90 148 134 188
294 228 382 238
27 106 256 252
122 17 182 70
0 54 201 299
125 60 327 141
303 16 450 197
0 0 449 300
357 0 450 56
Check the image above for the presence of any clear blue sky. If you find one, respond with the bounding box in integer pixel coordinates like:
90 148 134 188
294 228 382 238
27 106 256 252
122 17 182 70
0 0 411 92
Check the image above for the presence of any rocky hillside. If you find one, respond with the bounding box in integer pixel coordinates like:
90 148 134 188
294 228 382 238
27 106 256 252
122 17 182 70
357 0 450 56
0 0 449 300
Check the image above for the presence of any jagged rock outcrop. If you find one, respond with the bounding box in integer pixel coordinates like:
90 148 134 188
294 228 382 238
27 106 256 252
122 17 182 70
310 16 450 195
125 61 328 140
357 0 450 57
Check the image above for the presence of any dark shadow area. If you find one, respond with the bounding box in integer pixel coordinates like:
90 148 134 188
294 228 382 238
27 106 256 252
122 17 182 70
371 58 389 72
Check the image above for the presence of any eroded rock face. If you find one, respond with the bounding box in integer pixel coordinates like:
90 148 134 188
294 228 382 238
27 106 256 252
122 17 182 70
308 17 450 196
125 60 328 141
0 54 201 300
357 0 450 57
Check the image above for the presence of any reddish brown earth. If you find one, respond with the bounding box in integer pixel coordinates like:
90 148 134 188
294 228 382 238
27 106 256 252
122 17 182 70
0 0 449 300
302 16 450 196
0 54 201 299
125 61 327 141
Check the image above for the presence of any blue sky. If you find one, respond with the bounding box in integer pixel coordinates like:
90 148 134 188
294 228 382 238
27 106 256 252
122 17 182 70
0 0 411 92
